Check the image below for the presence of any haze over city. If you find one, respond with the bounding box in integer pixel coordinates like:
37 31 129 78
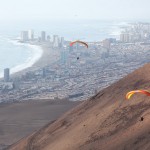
0 0 150 21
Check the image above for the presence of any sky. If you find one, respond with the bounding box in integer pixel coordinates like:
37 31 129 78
0 0 150 21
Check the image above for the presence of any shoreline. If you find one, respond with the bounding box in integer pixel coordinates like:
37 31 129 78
11 42 43 75
10 41 59 78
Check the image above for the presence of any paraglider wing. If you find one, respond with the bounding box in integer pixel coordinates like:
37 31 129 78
70 41 76 47
126 90 150 100
70 40 88 48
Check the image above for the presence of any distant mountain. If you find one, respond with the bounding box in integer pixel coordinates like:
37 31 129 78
8 63 150 150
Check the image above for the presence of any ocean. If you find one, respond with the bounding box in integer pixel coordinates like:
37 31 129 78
0 19 127 77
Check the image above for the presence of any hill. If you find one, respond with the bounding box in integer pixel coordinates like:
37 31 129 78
8 63 150 150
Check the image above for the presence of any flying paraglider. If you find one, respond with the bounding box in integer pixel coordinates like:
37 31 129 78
70 40 88 60
126 90 150 100
70 40 88 48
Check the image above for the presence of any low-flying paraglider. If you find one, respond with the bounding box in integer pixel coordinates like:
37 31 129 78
126 90 150 100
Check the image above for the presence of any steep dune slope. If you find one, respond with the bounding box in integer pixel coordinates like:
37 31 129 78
9 63 150 150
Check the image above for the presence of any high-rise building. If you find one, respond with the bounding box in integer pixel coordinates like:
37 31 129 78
60 37 64 47
69 45 73 52
47 35 51 41
53 35 59 47
61 50 68 64
41 31 46 41
120 33 124 42
102 39 111 49
120 33 130 43
28 30 34 40
4 68 10 82
21 31 28 41
124 34 130 42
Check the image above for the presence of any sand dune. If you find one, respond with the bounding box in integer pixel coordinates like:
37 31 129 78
8 63 150 150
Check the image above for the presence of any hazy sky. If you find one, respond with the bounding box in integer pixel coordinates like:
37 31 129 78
0 0 150 21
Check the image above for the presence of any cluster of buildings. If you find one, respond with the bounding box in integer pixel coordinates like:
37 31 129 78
120 23 150 43
1 40 150 102
20 30 65 48
21 30 34 41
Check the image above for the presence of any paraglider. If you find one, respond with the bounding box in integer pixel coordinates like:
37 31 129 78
70 40 88 48
70 40 88 60
126 90 150 100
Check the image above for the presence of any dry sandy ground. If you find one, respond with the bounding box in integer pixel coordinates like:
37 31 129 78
0 99 79 149
8 63 150 150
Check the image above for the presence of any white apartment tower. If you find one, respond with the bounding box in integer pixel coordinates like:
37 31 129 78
102 39 111 49
60 37 64 47
21 31 28 41
53 35 59 47
28 30 34 40
41 31 46 41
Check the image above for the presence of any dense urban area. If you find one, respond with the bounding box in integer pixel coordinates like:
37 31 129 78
1 22 150 103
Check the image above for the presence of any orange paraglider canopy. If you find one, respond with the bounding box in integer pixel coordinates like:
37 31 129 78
70 40 88 48
126 90 150 100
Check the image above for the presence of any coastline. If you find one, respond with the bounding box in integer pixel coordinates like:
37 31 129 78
11 42 43 74
10 41 59 78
